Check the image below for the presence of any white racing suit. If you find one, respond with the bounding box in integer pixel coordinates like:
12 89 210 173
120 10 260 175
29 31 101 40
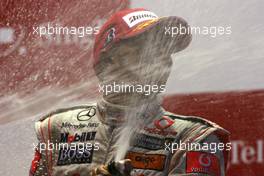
29 99 230 176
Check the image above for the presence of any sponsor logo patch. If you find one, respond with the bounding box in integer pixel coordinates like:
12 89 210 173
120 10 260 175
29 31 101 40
57 145 94 166
132 133 174 150
186 151 220 176
77 107 96 121
60 131 96 143
61 122 99 129
154 116 175 130
144 116 177 136
125 152 166 171
122 11 158 28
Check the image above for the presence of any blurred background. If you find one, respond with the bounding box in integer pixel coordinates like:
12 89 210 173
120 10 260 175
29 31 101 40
0 0 263 175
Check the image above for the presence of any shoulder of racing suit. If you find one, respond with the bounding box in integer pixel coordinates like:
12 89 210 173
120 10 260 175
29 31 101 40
164 111 229 134
162 112 231 175
31 104 98 176
34 103 98 144
165 111 209 125
161 111 230 149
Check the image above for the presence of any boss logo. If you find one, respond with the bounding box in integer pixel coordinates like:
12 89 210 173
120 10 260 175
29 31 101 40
57 146 94 166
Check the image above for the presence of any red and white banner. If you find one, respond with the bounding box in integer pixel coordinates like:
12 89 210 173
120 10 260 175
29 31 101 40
163 91 264 175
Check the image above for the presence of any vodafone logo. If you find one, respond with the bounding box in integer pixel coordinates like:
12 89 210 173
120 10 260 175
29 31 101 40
122 11 158 28
154 116 174 130
145 116 177 136
199 154 212 167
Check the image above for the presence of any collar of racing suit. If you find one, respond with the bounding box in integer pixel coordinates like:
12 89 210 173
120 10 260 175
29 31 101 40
97 96 164 126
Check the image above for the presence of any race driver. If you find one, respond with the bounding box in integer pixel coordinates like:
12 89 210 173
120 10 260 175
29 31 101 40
29 8 230 176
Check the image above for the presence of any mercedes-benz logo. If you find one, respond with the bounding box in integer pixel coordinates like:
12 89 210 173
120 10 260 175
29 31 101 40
77 107 96 121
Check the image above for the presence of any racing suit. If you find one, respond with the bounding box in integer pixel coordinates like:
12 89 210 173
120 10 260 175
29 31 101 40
29 98 230 176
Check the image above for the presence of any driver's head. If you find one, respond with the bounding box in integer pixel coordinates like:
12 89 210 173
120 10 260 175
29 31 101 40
93 8 192 103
